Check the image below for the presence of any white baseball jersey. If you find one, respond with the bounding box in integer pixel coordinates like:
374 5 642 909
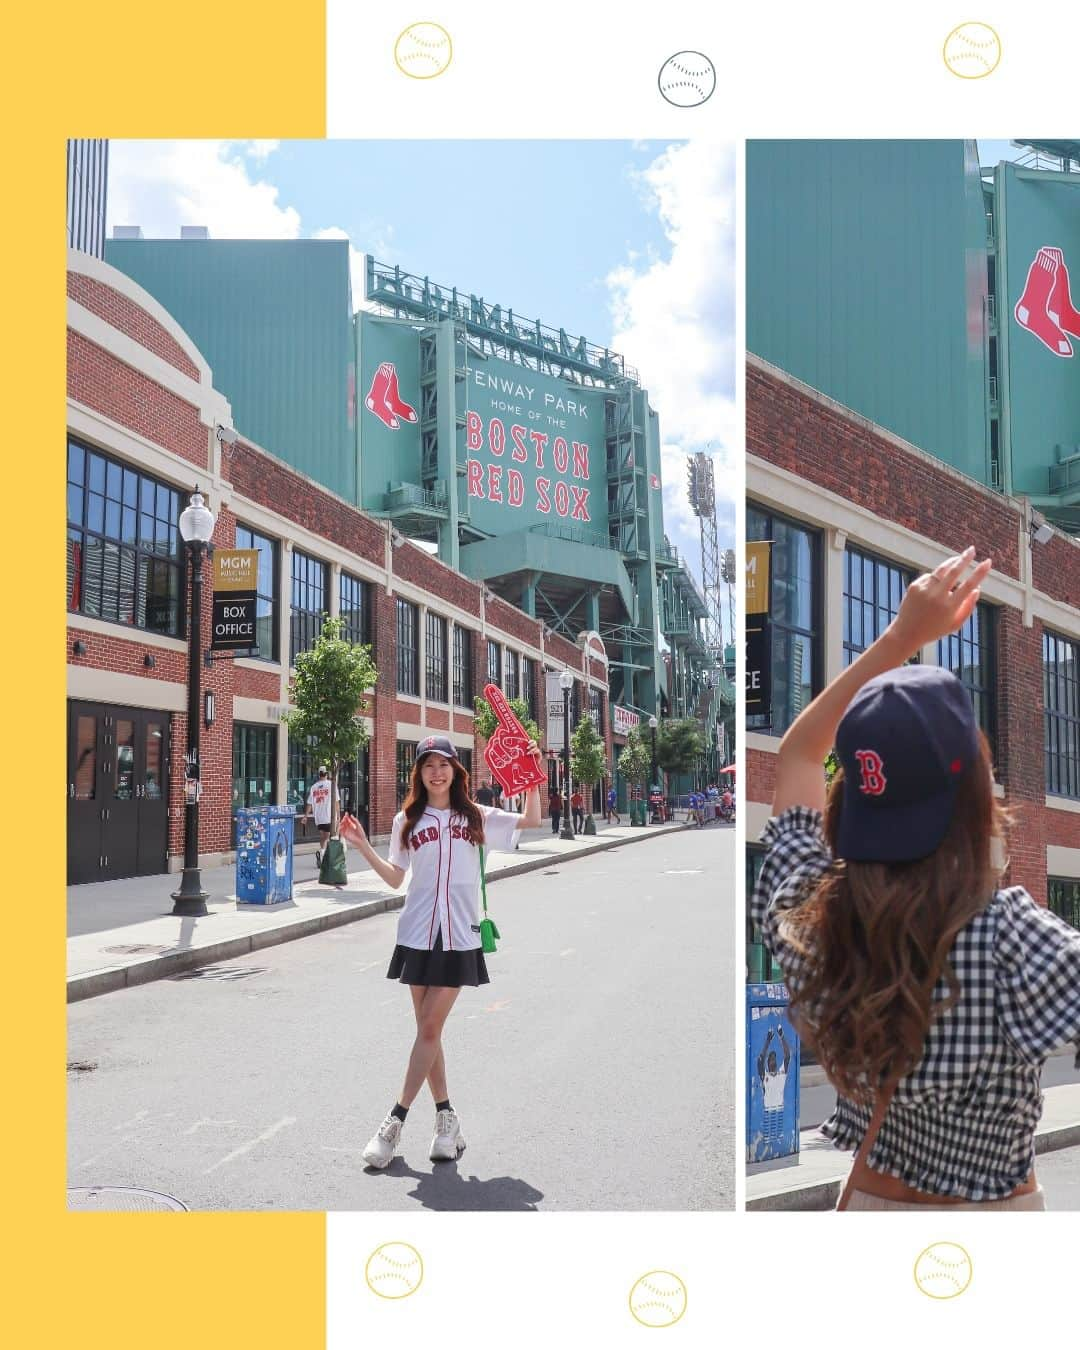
389 805 520 951
763 1069 788 1112
307 779 332 826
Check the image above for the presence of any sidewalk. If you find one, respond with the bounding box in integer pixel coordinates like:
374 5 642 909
68 818 705 1002
747 1080 1080 1211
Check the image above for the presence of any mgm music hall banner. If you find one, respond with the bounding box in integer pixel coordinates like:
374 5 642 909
746 540 772 722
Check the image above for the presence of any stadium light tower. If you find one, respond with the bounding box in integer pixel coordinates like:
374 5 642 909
686 451 725 659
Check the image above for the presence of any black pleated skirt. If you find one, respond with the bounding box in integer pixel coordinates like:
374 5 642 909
386 930 490 987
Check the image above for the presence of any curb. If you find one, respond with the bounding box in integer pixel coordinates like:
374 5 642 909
68 821 690 1002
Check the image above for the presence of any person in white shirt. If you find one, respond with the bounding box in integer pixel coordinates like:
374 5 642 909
305 766 333 866
340 734 542 1169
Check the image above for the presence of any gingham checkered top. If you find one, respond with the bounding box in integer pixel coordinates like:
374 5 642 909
753 806 1080 1201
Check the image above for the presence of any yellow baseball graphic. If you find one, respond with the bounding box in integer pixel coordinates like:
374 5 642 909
913 1241 973 1300
365 1241 424 1299
942 23 1001 79
629 1270 687 1327
394 22 453 80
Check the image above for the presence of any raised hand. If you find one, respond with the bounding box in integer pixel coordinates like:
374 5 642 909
889 547 992 657
340 813 367 847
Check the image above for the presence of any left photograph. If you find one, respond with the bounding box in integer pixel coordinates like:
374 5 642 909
65 138 737 1212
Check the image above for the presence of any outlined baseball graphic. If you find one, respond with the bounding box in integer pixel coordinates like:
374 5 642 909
942 23 1001 79
913 1242 973 1300
394 22 453 79
364 1242 424 1299
628 1270 688 1327
657 51 716 108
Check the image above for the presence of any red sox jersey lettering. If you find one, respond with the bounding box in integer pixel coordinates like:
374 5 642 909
854 749 887 796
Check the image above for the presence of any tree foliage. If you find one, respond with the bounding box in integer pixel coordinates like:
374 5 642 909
472 694 542 748
282 617 378 832
656 718 706 776
570 715 606 791
617 725 652 787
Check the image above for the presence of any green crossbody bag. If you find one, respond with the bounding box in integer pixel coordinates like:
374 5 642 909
478 844 500 954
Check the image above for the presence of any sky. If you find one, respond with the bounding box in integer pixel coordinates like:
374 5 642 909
106 139 737 589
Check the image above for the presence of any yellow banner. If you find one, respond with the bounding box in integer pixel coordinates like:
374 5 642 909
745 540 772 616
213 548 259 592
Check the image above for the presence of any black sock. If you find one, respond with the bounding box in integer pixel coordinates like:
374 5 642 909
435 1099 452 1113
391 1102 408 1123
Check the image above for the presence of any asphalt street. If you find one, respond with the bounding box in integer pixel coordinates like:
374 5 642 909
68 827 734 1212
1035 1143 1080 1209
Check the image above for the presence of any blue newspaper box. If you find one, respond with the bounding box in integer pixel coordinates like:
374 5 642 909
235 806 296 905
746 983 800 1162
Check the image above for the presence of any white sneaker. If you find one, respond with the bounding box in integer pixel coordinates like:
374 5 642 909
362 1112 402 1169
429 1108 466 1162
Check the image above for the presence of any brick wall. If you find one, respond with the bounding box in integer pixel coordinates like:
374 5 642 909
68 273 201 381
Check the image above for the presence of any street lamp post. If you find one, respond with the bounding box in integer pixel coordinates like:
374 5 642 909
171 490 215 917
649 715 659 823
559 669 575 840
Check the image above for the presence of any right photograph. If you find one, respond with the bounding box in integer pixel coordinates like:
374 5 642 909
744 138 1080 1212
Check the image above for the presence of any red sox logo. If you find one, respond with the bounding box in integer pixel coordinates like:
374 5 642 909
854 749 887 796
366 361 418 428
1015 245 1080 358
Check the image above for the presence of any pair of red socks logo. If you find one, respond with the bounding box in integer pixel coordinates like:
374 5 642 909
1014 246 1080 358
365 362 418 428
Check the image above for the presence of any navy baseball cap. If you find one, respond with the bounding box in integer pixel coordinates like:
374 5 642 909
416 735 457 762
834 665 979 863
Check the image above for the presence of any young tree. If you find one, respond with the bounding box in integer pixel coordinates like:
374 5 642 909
618 725 652 823
472 695 542 747
282 616 379 837
656 718 707 778
570 715 606 833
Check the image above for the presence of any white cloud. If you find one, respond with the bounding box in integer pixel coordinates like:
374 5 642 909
107 140 302 239
606 140 737 581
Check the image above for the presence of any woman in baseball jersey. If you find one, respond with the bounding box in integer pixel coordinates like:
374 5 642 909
340 733 542 1169
753 547 1080 1210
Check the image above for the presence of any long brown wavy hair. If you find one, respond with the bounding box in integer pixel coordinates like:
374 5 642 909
781 733 1006 1103
400 754 485 849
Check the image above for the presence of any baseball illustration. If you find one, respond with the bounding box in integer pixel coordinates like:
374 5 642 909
365 1241 424 1299
657 51 716 108
942 23 1001 79
629 1270 687 1327
394 22 453 80
913 1242 973 1300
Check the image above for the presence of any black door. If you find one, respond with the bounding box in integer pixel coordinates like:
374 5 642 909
136 714 169 875
68 703 104 885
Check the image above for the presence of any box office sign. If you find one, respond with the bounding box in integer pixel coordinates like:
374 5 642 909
212 548 258 651
746 540 772 721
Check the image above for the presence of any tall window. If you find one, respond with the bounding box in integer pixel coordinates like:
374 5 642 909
843 546 912 666
522 657 537 720
1048 877 1080 931
396 740 417 805
1044 629 1080 798
339 572 372 649
290 550 326 665
453 626 473 708
938 602 995 750
235 524 278 661
458 747 473 782
286 737 318 813
67 439 183 636
747 506 822 736
487 639 501 688
426 611 448 702
503 647 519 700
232 724 277 844
397 599 419 695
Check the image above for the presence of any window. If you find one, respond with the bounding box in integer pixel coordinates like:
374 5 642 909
453 626 473 708
397 599 419 695
232 725 277 843
286 737 318 814
938 602 995 749
457 747 472 782
67 439 184 636
426 611 448 703
503 647 519 700
590 687 604 736
396 740 417 806
747 506 822 736
522 657 537 721
1044 629 1080 798
843 545 912 666
235 524 279 660
1048 877 1080 931
290 550 326 665
487 639 501 688
339 572 372 649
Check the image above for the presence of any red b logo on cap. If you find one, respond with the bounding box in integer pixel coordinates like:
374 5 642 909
854 749 887 797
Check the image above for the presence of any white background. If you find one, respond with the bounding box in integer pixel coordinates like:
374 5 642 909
325 1 1079 1343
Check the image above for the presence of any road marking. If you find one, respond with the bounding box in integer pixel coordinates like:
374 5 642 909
76 1134 137 1169
183 1118 239 1135
484 999 512 1013
559 948 577 957
203 1117 296 1174
663 869 702 875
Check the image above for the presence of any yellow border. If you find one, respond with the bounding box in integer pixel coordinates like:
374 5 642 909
5 4 326 1346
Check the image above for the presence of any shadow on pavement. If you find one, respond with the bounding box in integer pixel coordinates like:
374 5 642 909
364 1157 545 1211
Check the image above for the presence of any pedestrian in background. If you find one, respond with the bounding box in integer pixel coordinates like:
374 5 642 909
305 766 333 867
754 547 1080 1211
341 734 543 1170
549 786 563 836
606 784 620 825
475 780 495 806
571 788 585 834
